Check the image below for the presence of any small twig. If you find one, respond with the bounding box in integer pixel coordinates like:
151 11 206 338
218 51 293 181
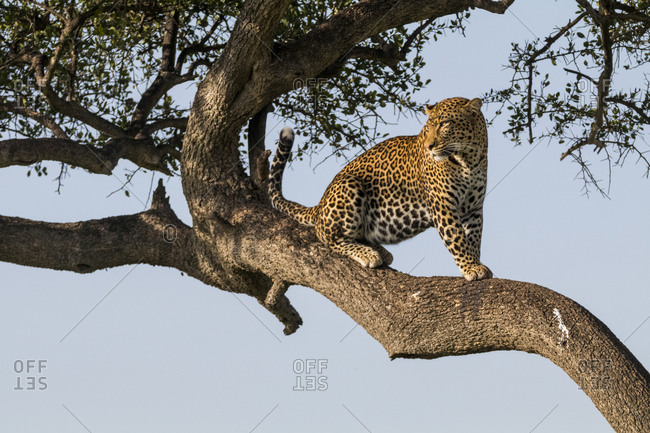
563 68 598 85
525 12 588 66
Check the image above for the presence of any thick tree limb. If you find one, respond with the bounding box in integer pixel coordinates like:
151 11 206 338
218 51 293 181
270 0 508 85
344 45 406 70
0 181 197 275
225 203 650 432
0 137 179 175
473 0 515 14
205 0 518 145
161 11 179 73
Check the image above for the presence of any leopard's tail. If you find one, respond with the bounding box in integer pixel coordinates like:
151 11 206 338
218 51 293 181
268 127 317 226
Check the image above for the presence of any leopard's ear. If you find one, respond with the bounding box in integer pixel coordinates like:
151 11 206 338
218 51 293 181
465 98 483 113
424 104 436 115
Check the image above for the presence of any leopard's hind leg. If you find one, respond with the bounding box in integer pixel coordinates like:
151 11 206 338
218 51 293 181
314 175 386 268
328 239 384 268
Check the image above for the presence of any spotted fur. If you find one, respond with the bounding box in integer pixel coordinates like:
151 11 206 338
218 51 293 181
269 97 492 281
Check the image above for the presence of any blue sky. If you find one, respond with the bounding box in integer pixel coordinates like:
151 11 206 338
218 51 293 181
1 2 648 432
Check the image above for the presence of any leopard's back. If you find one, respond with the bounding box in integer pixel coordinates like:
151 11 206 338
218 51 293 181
320 135 433 244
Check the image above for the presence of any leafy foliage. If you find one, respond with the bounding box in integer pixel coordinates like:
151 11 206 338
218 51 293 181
1 0 648 194
486 0 650 194
0 0 238 175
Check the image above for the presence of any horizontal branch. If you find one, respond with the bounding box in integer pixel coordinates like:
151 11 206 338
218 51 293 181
346 45 405 69
0 180 198 275
607 96 650 123
609 11 650 24
139 117 188 136
279 0 514 77
0 137 180 175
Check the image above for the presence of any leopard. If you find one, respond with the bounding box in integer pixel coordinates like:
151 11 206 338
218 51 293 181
268 96 492 281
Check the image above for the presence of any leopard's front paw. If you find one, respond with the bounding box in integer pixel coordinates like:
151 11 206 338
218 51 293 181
350 249 383 269
375 246 394 266
461 264 492 281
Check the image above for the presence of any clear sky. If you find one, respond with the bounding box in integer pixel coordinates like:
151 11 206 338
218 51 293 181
1 2 648 432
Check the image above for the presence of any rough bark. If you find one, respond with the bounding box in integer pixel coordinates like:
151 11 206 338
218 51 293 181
0 137 179 175
1 0 649 431
0 180 197 275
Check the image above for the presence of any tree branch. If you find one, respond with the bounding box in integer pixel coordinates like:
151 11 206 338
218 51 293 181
26 0 66 21
243 0 517 118
0 180 197 275
139 117 188 136
129 10 188 131
129 74 191 133
31 53 128 138
609 11 650 24
607 96 650 123
589 1 615 146
161 10 179 73
211 201 650 432
0 137 179 175
42 7 98 85
0 101 70 139
473 0 515 14
525 12 588 66
401 17 436 56
347 45 406 70
175 15 225 74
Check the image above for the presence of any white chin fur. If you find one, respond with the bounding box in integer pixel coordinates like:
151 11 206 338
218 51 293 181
433 154 448 162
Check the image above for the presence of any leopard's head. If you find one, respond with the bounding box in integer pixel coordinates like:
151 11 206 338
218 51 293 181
421 97 486 163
